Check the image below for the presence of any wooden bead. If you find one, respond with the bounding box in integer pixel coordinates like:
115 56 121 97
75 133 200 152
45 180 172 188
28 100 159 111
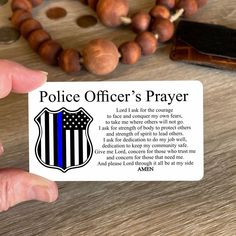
20 18 42 38
119 41 141 64
59 49 81 73
176 0 198 17
83 39 119 75
150 5 170 19
38 40 63 65
28 29 51 51
131 11 151 34
96 0 129 27
135 32 158 56
11 0 32 12
156 0 175 9
29 0 43 7
196 0 207 8
88 0 99 10
11 9 32 29
150 18 174 43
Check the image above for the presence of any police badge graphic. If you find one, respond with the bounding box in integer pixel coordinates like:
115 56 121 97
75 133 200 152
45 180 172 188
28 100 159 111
34 107 93 172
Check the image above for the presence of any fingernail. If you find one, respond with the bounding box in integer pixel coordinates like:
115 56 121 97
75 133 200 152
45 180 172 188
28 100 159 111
0 143 4 155
40 71 48 83
40 71 48 76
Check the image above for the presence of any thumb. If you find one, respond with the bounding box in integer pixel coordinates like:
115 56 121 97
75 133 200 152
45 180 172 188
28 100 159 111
0 168 58 212
0 60 47 99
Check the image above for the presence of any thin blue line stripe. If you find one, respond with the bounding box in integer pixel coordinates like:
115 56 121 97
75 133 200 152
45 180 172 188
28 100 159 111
57 112 63 168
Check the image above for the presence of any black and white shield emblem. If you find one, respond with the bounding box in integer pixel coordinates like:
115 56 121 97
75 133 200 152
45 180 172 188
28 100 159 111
35 107 93 172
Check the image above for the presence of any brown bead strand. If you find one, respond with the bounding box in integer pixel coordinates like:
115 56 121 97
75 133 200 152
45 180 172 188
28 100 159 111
85 0 207 65
11 0 122 74
10 1 82 73
10 0 207 74
85 0 207 33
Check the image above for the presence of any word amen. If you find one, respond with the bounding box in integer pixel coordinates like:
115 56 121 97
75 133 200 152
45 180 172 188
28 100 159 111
40 90 189 105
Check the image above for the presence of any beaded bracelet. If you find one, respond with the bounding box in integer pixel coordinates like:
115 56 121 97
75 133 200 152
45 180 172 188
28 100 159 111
10 0 207 75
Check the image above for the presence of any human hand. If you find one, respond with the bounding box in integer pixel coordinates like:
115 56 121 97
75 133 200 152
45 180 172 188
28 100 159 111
0 60 58 212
